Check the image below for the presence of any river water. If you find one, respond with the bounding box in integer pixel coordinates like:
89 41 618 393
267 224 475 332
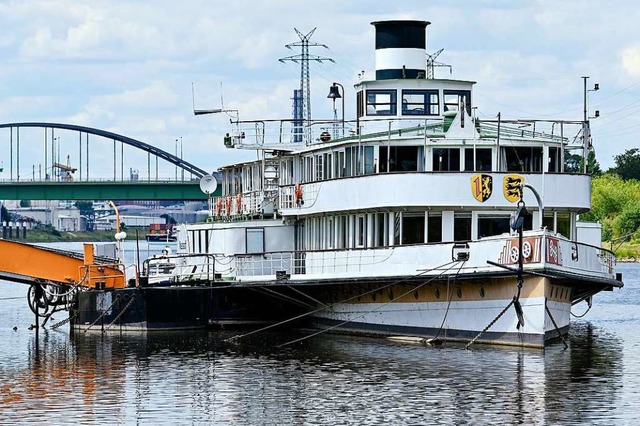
0 242 639 425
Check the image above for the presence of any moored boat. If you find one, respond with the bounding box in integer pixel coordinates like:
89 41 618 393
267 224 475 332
167 19 622 347
145 223 177 243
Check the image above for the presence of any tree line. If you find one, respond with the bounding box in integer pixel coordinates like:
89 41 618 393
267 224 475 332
581 148 640 244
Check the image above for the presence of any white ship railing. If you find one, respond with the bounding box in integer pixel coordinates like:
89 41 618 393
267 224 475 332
227 116 580 149
229 231 616 282
143 253 217 284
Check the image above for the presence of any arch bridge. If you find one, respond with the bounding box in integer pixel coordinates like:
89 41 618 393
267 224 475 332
0 122 218 200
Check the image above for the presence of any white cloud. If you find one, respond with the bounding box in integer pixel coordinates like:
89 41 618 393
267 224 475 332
1 0 640 175
621 46 640 77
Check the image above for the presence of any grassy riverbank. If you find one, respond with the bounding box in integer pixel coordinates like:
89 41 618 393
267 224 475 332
613 241 640 262
14 227 148 243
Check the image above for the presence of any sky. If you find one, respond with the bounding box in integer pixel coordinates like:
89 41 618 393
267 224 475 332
1 0 639 179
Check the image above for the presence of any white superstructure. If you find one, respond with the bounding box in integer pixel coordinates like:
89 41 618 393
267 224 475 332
163 20 621 348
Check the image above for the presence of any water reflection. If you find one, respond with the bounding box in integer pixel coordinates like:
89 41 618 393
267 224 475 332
2 323 625 425
1 262 636 426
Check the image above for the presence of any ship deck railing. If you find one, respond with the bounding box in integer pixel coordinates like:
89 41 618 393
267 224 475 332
227 116 582 149
225 230 616 284
143 253 217 284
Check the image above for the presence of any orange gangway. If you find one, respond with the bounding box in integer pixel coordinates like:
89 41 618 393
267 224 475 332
0 240 126 289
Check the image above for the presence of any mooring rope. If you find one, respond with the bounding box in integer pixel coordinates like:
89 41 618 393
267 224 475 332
276 260 465 348
225 259 461 343
250 286 316 309
432 260 467 341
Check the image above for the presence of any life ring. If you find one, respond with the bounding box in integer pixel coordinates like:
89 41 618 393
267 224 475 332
294 183 303 204
225 196 231 216
236 193 242 214
216 198 222 216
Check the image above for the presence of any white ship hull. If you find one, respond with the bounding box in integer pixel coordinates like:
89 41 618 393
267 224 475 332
300 276 571 348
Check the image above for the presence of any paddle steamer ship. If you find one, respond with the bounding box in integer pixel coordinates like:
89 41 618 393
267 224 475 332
164 20 622 347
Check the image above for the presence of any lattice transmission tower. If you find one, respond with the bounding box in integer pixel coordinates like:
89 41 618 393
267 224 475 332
279 28 333 142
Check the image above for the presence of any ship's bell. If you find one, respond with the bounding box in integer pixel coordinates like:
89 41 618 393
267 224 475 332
327 84 342 99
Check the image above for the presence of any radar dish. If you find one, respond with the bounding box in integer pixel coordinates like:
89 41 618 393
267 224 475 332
199 174 218 195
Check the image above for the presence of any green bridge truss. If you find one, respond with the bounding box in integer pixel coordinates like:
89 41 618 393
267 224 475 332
0 181 219 201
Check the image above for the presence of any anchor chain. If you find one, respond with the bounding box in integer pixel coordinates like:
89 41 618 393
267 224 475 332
105 295 136 330
467 185 528 349
465 299 514 349
545 304 569 349
50 311 78 330
84 295 121 333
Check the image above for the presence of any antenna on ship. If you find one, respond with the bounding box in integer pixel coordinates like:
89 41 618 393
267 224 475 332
191 82 238 118
279 28 334 143
426 48 452 79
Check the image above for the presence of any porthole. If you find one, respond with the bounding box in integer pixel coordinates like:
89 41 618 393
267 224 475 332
457 287 462 299
435 288 440 299
479 287 485 298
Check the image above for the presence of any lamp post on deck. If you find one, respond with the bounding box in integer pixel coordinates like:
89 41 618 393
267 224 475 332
581 76 600 173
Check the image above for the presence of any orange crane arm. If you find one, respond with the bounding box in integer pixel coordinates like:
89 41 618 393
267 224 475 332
0 240 126 289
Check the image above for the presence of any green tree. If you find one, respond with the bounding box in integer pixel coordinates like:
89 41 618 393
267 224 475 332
611 148 640 181
615 200 640 238
75 201 96 231
582 173 640 241
1 205 10 223
74 201 95 215
19 200 31 207
587 149 602 177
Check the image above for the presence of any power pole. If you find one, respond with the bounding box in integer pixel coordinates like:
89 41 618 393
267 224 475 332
279 28 334 143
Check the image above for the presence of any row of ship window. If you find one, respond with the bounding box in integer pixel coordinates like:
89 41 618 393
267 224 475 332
296 145 566 184
301 211 572 250
357 89 472 117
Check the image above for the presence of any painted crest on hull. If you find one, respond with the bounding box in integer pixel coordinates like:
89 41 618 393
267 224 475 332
503 174 524 202
471 174 493 202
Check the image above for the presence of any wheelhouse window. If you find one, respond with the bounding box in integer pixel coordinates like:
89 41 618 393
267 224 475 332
544 211 570 238
502 147 543 172
454 212 472 241
433 148 460 171
402 213 425 245
375 213 388 247
478 215 511 239
402 90 439 116
443 90 472 115
427 213 442 243
380 146 420 172
464 148 492 171
366 90 397 116
548 147 561 172
356 215 367 247
246 228 265 254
